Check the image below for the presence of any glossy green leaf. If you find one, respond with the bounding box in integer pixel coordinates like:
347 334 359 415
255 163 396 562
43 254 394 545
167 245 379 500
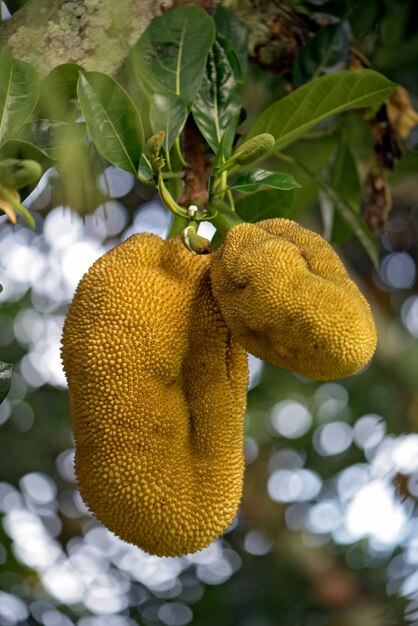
149 93 188 152
0 48 39 147
246 70 396 151
15 119 86 160
40 63 83 120
229 168 300 194
293 23 349 87
52 142 108 216
212 126 236 169
313 171 378 266
0 362 13 406
236 188 295 222
213 6 248 72
274 147 378 265
137 154 154 184
78 72 144 175
192 34 243 153
132 6 215 105
272 136 337 219
330 138 361 242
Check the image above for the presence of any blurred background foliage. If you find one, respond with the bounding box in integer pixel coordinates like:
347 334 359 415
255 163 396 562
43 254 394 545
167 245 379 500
1 0 418 625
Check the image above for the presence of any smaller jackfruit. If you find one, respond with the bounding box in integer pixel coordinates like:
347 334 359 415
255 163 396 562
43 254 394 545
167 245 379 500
210 219 377 381
61 234 248 557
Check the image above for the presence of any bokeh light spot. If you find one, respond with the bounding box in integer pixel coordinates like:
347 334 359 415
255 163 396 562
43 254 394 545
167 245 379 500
354 414 386 450
380 252 416 289
313 421 353 456
0 592 28 625
402 296 418 337
20 472 57 504
270 400 312 438
158 602 193 626
268 469 322 503
307 500 342 534
243 530 274 556
345 480 408 545
98 167 135 198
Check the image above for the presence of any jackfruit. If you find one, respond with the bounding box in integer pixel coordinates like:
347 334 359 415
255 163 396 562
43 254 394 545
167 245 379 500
61 234 248 557
210 219 377 381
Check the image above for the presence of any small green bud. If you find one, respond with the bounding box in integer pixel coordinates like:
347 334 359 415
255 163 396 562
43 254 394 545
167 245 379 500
215 134 275 174
144 131 165 172
232 133 275 165
182 225 213 255
0 159 42 189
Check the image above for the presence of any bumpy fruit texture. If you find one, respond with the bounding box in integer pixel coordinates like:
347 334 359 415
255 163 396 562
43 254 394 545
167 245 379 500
210 219 377 381
61 234 248 557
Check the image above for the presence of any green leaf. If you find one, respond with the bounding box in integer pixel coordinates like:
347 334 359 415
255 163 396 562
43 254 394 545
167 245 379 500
312 170 378 266
40 63 83 120
293 23 349 88
149 93 188 152
0 362 13 406
246 69 396 151
267 136 337 219
15 119 86 160
213 6 248 72
213 126 236 168
236 189 295 222
132 6 215 104
329 138 361 242
78 71 144 175
137 154 154 184
52 142 108 216
273 149 378 265
192 34 243 153
229 168 300 193
0 48 39 147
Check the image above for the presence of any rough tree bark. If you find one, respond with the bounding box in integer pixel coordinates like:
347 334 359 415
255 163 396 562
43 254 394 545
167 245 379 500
0 0 172 76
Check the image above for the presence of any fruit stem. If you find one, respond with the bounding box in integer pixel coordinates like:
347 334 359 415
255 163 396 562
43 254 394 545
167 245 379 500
167 214 189 238
209 199 244 238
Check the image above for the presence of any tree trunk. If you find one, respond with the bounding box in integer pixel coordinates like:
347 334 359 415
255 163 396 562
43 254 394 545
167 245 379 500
0 0 172 77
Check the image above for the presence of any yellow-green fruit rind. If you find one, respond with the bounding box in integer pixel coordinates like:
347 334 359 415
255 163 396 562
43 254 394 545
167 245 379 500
210 219 377 381
61 234 248 557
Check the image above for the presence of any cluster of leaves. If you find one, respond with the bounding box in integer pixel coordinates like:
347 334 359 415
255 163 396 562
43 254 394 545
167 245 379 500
0 3 407 405
0 6 396 237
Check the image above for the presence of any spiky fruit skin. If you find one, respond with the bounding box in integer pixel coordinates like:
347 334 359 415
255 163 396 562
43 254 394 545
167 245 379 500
61 234 248 557
210 219 377 381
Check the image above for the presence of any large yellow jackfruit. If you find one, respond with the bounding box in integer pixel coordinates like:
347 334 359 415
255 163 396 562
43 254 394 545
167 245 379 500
61 234 248 557
210 219 377 381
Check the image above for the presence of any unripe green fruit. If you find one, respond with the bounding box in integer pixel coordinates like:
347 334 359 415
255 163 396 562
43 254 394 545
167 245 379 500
232 133 275 166
215 133 275 174
0 159 42 189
